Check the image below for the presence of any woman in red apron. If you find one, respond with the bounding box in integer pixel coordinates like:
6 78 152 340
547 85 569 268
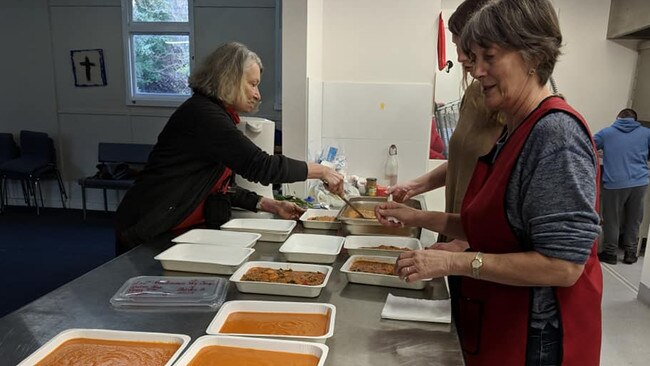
377 1 602 365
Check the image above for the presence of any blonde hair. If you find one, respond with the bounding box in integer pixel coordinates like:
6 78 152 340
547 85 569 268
188 42 263 105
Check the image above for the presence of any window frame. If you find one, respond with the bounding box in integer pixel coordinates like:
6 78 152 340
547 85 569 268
121 0 195 107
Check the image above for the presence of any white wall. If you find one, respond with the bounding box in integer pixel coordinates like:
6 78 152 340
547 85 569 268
549 0 637 131
283 0 438 196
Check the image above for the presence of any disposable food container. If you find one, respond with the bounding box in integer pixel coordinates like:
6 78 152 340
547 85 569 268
299 209 341 230
229 261 333 298
344 235 422 257
17 328 190 366
154 244 254 275
110 276 229 309
279 233 344 264
172 229 261 248
340 255 429 290
172 335 329 366
221 218 297 242
206 300 336 343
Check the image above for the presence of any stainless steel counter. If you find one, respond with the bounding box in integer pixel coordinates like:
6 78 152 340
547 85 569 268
0 227 463 365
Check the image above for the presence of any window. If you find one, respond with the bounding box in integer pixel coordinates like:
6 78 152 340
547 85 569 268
122 0 193 106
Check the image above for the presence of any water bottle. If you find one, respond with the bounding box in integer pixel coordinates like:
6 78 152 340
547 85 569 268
384 144 398 186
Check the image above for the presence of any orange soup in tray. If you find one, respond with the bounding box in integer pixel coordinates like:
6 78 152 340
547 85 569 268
220 311 329 336
186 345 319 366
34 338 180 366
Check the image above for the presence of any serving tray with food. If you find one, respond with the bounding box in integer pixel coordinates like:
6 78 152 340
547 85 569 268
336 196 422 237
299 209 341 230
206 300 336 343
344 235 422 257
230 261 333 298
340 255 429 290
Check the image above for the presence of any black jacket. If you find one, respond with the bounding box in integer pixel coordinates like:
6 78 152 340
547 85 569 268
115 93 307 246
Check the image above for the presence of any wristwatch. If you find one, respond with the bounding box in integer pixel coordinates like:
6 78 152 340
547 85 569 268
255 196 264 211
471 252 484 278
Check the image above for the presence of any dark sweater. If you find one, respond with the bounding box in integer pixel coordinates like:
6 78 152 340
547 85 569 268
116 93 307 245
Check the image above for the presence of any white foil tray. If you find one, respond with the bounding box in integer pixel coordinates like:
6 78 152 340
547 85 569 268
229 261 333 298
340 255 429 290
344 235 422 257
172 229 261 248
299 209 341 230
221 218 297 242
154 244 254 275
17 328 190 366
206 300 336 343
173 335 329 366
279 233 344 264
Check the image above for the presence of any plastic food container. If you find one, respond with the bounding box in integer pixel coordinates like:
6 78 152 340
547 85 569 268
154 244 254 275
17 328 190 366
340 255 429 290
172 229 261 248
229 261 333 298
206 300 336 343
172 335 329 366
344 235 422 257
279 233 344 264
299 209 341 230
221 218 297 242
110 276 229 309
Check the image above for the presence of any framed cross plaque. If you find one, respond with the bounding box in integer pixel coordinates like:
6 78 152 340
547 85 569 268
70 49 107 87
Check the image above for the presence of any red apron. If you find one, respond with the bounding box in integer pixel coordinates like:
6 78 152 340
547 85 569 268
459 96 602 365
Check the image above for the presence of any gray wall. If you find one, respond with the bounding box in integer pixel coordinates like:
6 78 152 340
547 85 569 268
632 42 650 122
0 0 279 211
608 0 650 38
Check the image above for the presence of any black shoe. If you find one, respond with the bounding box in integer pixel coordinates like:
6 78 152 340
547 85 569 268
598 252 617 265
623 252 638 264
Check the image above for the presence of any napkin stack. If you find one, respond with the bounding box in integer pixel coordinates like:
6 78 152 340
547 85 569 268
381 293 452 323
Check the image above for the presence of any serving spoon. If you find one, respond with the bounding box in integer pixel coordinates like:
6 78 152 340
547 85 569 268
322 180 369 219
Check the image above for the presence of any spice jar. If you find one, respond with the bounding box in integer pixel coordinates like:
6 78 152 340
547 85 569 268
366 177 377 196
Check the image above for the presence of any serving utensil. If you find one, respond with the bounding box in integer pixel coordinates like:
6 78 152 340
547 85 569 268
339 194 371 219
322 180 369 219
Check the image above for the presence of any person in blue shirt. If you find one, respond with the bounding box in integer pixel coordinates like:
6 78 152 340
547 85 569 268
595 108 650 264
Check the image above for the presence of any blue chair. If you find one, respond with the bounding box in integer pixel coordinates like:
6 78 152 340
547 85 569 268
0 133 19 212
0 131 67 215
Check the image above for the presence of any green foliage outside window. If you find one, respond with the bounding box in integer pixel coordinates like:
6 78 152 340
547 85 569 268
134 35 190 95
131 0 190 95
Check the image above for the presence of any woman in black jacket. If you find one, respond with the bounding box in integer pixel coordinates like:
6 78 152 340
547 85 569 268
115 42 343 254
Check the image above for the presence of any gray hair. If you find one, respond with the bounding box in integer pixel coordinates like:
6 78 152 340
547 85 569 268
460 0 562 85
188 42 263 105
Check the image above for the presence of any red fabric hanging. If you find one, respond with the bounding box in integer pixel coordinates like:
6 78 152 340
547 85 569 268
437 12 446 71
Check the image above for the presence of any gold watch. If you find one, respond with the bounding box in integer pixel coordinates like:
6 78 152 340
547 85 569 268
471 252 483 278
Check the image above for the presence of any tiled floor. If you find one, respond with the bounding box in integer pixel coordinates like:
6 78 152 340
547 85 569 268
601 252 650 365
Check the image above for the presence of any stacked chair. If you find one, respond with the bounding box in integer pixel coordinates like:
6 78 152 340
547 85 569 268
0 131 67 215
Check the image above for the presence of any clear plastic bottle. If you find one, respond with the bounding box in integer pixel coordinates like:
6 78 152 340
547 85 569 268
384 144 398 187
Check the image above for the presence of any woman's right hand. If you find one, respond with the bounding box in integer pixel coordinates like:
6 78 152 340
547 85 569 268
306 163 344 196
321 167 344 196
375 201 421 228
387 180 423 202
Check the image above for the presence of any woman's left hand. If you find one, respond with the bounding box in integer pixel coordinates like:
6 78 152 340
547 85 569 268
270 200 305 220
395 249 454 282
